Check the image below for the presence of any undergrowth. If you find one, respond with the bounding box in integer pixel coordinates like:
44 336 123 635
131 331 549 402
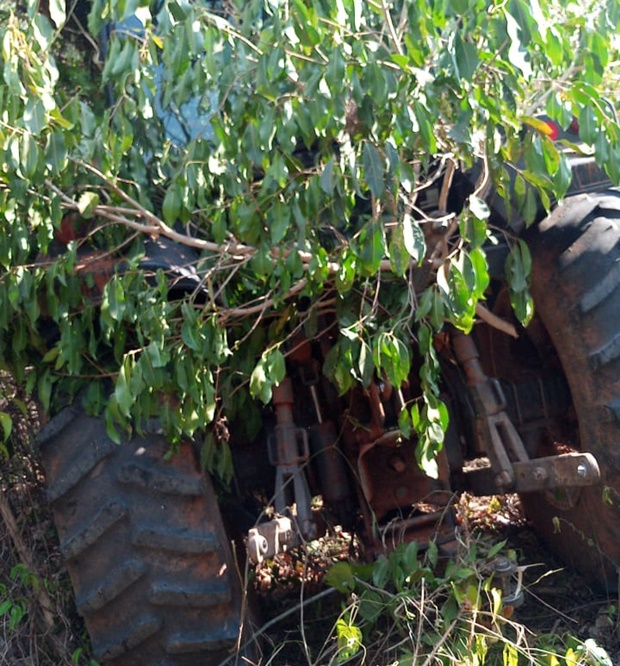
319 536 612 665
251 500 617 665
0 379 616 665
0 380 96 666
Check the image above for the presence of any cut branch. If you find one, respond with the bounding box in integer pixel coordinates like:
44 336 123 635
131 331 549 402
475 302 518 338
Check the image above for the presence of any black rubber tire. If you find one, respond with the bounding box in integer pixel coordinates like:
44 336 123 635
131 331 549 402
38 407 248 666
518 190 620 590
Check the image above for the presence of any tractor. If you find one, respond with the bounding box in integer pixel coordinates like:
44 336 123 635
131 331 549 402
37 134 620 664
4 1 620 665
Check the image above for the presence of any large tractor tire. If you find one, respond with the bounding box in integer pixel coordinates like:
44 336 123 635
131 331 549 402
517 190 620 590
38 407 249 666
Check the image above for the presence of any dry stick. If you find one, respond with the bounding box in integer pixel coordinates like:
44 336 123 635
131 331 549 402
413 577 425 663
219 587 337 666
475 303 518 339
299 556 313 666
0 487 64 653
221 278 309 321
69 160 340 271
421 616 460 666
438 158 457 213
45 175 338 274
378 0 404 55
45 175 520 337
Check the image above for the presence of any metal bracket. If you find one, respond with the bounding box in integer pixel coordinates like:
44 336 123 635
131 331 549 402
453 329 601 494
247 516 295 564
267 379 316 540
513 452 600 493
491 557 525 608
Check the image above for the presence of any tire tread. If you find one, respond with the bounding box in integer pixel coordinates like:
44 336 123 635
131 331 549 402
38 410 245 666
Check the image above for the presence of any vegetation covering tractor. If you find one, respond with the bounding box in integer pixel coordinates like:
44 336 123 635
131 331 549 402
38 149 620 666
3 0 620 664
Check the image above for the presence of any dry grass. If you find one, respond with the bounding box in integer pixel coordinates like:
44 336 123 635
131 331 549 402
0 385 93 666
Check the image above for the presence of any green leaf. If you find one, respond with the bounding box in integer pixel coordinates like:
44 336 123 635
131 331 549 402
505 239 531 292
114 360 134 418
336 248 357 293
454 33 478 80
48 0 66 28
372 555 391 589
426 540 438 568
357 341 373 387
101 278 125 325
37 371 55 413
504 9 533 77
0 413 12 442
23 98 46 135
358 590 384 623
398 405 412 438
388 225 408 277
355 222 385 276
325 562 356 593
20 134 39 178
469 196 489 221
268 201 291 244
579 105 598 145
372 332 410 387
469 247 489 298
505 239 534 326
320 157 335 195
249 348 285 404
402 214 426 262
216 439 233 483
162 183 182 224
335 618 362 662
77 192 100 219
45 132 67 173
362 142 384 198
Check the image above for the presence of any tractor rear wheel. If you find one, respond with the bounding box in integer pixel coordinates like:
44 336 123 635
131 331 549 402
516 190 620 590
39 407 249 666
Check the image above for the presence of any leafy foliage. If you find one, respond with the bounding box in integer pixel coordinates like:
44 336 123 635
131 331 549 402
325 538 614 665
1 0 619 465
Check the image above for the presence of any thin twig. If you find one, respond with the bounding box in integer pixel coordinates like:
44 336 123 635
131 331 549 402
438 157 456 213
220 278 308 321
475 303 518 338
421 616 460 666
0 488 55 633
218 587 337 666
375 0 403 55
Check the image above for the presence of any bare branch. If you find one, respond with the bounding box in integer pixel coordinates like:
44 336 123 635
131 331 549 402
475 303 518 339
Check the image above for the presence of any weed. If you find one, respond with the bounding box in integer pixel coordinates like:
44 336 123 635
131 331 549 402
321 534 613 665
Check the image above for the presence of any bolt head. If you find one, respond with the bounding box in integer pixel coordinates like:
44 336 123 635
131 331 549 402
495 470 512 488
388 454 407 474
533 466 548 482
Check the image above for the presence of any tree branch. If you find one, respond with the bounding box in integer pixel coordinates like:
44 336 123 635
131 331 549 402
475 302 518 338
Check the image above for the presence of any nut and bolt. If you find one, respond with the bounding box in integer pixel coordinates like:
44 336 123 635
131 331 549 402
495 470 512 488
493 556 515 574
532 466 548 482
388 454 407 474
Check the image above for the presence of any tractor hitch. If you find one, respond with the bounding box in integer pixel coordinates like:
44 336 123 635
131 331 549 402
453 329 601 495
